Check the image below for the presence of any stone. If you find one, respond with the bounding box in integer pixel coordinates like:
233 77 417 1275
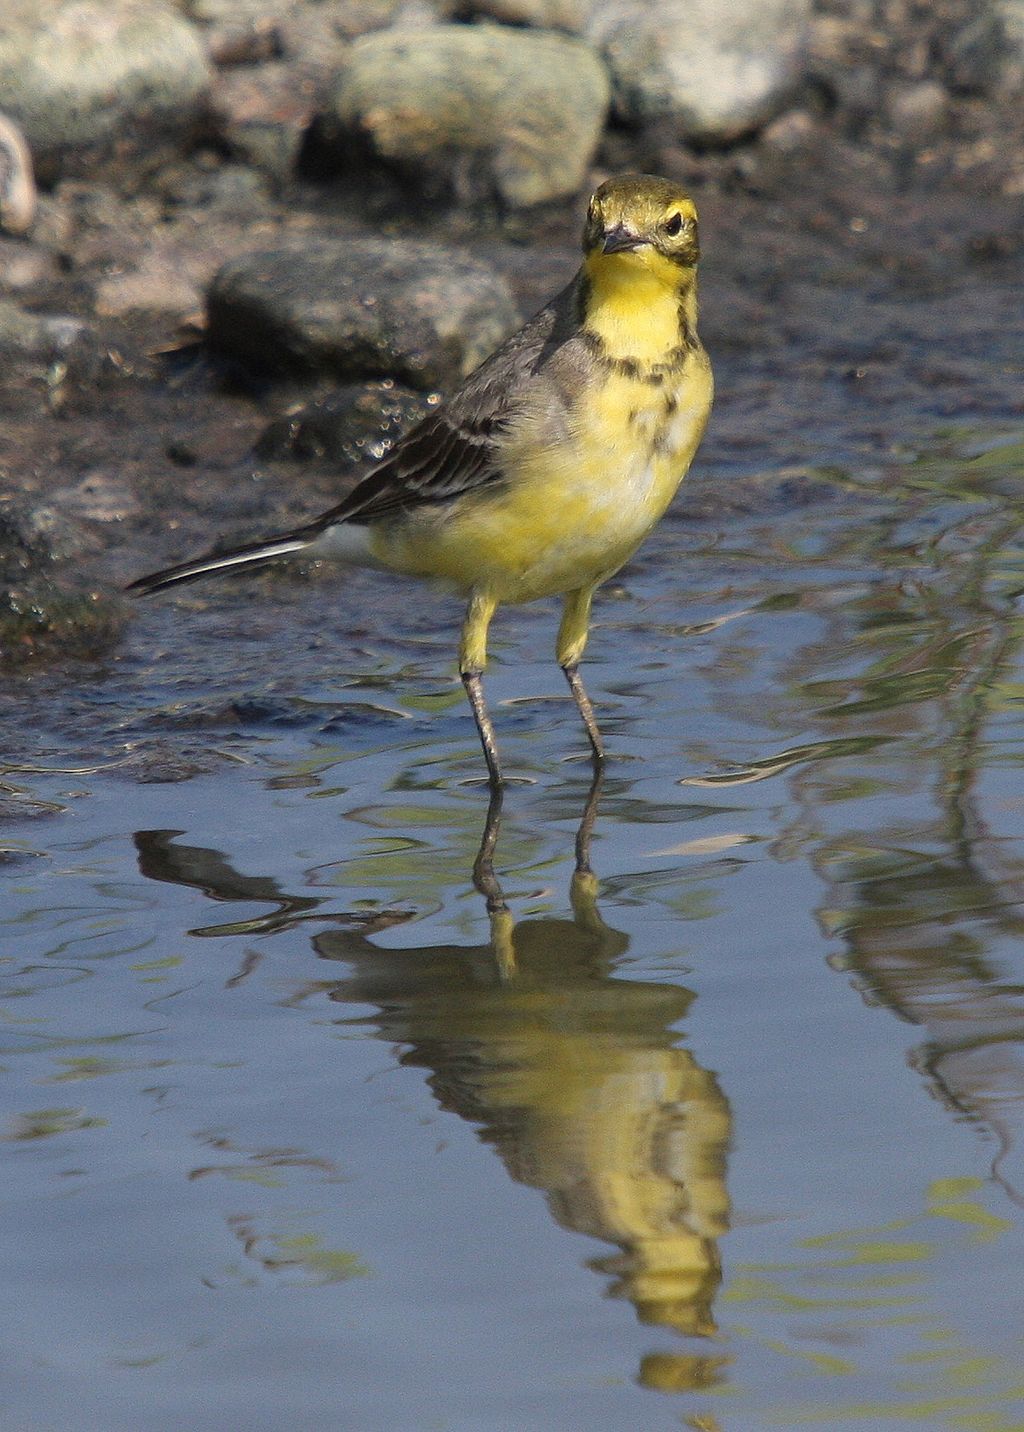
0 114 36 235
885 80 948 140
207 237 521 387
321 23 609 207
303 0 452 40
0 1 212 179
0 298 86 356
206 15 283 66
935 7 1005 93
0 502 124 665
213 62 321 181
189 0 450 46
93 252 205 318
759 108 818 154
459 0 589 29
0 237 56 291
585 0 812 141
997 0 1024 92
255 382 432 467
1000 0 1024 50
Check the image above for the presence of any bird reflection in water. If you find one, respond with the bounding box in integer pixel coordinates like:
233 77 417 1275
134 774 732 1394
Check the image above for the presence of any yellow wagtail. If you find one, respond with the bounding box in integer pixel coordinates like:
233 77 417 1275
129 173 714 786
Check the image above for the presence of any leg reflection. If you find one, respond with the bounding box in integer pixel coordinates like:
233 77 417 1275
472 771 606 982
134 784 734 1396
317 774 733 1389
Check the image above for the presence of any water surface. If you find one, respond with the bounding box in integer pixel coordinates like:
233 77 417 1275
4 431 1024 1430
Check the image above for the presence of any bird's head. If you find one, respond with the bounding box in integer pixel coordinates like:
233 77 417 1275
582 174 700 285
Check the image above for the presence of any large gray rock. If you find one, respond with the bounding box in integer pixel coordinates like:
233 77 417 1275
321 23 609 207
586 0 811 141
207 238 521 388
0 1 212 177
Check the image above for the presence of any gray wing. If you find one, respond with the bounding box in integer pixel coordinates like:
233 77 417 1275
302 279 579 532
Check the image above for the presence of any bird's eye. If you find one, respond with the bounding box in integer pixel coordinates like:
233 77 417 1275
663 212 684 236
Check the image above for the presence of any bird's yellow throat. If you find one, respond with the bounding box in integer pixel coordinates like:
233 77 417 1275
581 248 697 367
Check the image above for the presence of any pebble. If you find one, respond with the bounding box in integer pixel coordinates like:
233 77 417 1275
0 297 86 356
886 80 948 140
0 239 58 292
0 114 36 235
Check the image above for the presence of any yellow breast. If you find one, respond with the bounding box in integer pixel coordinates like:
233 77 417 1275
370 352 712 604
369 242 713 603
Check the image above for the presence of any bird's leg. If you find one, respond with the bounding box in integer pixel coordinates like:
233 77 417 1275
459 590 503 788
557 586 605 767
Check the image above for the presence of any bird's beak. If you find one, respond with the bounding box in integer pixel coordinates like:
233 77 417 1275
601 225 644 255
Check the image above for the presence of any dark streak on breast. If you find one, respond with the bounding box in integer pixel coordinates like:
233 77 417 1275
579 328 693 386
677 303 701 353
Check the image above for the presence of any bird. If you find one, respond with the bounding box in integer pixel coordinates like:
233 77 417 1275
128 173 714 788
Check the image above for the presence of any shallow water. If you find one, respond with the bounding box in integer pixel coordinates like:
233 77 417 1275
5 430 1024 1430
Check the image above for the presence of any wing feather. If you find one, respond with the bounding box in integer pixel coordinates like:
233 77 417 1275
300 280 578 533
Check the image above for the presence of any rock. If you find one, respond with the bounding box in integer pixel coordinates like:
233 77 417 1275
0 502 124 665
207 237 520 387
0 114 36 235
189 0 450 46
759 108 818 154
0 582 124 665
320 23 609 207
0 298 85 356
0 1 213 179
206 14 283 66
26 195 75 256
1000 0 1024 52
935 7 1005 93
255 381 432 465
459 0 589 28
213 62 322 181
46 473 141 525
93 252 205 319
585 0 811 141
0 238 57 292
301 0 452 40
885 80 948 140
151 160 271 215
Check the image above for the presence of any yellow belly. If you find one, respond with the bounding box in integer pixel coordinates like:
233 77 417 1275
369 359 712 603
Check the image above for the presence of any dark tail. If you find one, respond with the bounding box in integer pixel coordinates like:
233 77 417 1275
126 533 313 597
